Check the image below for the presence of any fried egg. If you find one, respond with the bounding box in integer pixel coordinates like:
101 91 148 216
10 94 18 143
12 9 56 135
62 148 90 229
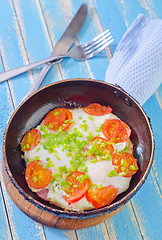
23 106 135 211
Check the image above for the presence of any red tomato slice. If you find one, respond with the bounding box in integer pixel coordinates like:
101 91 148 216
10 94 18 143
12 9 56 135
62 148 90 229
112 152 138 177
64 172 90 205
25 160 52 189
42 108 73 131
102 119 131 143
86 185 118 208
20 128 41 152
83 103 112 116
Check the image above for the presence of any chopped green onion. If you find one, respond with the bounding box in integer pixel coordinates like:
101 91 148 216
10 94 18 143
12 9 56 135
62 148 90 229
46 161 54 168
88 116 94 121
40 125 47 132
119 172 126 176
48 124 54 129
121 146 127 153
130 165 137 170
95 124 103 132
26 144 30 149
64 120 69 123
121 166 126 172
58 127 63 134
117 152 122 156
121 159 125 165
33 176 38 183
53 154 60 160
97 184 103 189
54 111 59 116
107 170 118 177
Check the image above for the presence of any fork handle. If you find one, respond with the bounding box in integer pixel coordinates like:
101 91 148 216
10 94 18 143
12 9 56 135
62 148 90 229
0 55 63 83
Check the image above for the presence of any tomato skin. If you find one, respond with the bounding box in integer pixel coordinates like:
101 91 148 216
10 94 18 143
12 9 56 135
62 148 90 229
25 160 52 189
42 108 73 131
83 103 112 116
86 185 118 209
102 119 131 143
64 172 90 205
112 152 138 177
20 128 41 152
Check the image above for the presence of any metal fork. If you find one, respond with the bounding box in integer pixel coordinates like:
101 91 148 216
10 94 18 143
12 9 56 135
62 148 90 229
0 29 113 84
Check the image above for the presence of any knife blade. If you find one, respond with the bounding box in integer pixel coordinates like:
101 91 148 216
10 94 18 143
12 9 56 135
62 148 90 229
20 3 87 103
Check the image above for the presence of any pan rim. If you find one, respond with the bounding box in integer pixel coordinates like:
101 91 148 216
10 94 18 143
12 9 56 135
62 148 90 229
3 78 155 218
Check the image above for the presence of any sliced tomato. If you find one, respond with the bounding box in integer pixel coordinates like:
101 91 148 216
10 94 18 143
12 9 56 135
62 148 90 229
25 160 52 189
36 189 49 201
64 172 90 205
83 103 112 116
86 185 118 208
20 128 41 152
112 152 138 177
102 119 131 143
42 108 73 131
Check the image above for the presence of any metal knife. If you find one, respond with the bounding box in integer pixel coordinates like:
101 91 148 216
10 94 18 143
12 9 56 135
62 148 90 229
19 3 87 103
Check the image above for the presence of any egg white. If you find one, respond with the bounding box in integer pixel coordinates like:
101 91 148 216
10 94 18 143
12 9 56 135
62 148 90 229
24 108 133 211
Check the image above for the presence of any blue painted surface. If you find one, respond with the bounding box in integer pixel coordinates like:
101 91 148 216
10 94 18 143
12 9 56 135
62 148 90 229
0 0 161 239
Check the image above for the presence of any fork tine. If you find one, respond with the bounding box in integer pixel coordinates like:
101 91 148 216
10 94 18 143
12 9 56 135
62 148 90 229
81 29 110 48
85 38 114 59
84 35 113 55
83 31 111 52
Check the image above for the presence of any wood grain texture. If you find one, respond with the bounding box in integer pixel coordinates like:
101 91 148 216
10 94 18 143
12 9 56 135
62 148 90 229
0 0 161 239
0 182 12 240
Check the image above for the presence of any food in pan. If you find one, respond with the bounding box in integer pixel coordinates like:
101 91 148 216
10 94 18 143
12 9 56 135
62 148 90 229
20 103 138 211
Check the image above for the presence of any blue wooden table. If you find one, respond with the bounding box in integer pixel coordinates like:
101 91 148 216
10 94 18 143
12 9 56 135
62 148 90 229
0 1 161 239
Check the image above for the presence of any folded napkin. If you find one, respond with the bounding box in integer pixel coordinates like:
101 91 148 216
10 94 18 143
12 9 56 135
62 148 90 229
105 14 162 105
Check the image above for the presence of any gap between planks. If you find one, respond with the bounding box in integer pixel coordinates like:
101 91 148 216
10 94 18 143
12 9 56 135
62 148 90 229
0 169 14 240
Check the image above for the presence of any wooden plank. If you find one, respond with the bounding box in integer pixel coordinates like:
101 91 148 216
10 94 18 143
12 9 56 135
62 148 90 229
105 202 142 240
43 227 77 240
0 182 12 240
145 0 162 18
1 180 46 240
131 172 162 240
76 223 109 240
143 95 162 189
0 56 13 240
12 0 62 90
0 1 47 239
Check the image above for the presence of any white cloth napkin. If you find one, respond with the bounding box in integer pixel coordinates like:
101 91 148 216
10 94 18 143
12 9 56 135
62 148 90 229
105 14 162 105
